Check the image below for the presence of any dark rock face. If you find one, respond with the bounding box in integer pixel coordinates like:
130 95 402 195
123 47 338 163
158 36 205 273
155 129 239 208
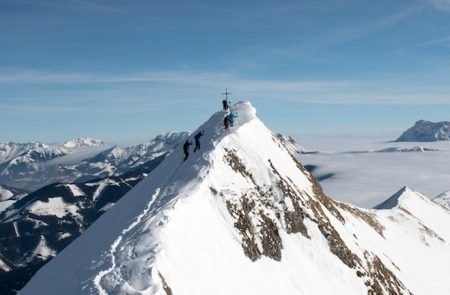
222 140 410 295
226 196 262 261
365 253 412 295
158 272 173 295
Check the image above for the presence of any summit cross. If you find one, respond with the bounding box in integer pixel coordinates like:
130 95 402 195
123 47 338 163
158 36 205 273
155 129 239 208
221 88 231 101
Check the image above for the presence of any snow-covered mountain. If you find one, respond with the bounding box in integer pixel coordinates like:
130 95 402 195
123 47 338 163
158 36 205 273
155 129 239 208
20 102 450 295
0 133 189 192
434 191 450 210
0 140 103 191
63 137 104 149
0 154 166 295
78 132 191 179
396 120 450 142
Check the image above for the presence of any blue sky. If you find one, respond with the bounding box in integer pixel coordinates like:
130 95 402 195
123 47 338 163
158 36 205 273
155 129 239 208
1 0 450 144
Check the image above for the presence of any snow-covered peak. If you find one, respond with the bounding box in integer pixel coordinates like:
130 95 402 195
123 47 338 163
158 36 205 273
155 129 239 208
20 101 450 295
0 142 52 163
434 191 450 210
396 120 450 142
63 138 104 149
373 186 430 210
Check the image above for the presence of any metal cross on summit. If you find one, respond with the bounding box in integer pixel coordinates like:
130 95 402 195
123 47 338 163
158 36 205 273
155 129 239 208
221 88 231 101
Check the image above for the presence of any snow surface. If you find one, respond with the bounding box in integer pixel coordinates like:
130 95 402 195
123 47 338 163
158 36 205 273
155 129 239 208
0 200 16 213
0 186 14 200
0 258 11 272
64 184 86 197
32 236 56 259
20 102 450 295
27 197 81 219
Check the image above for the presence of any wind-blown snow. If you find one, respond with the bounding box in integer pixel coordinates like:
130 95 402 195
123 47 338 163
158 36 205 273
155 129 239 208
20 102 450 295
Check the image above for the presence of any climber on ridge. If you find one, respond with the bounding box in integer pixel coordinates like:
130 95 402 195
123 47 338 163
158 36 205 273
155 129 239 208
228 111 238 127
183 140 193 161
222 98 229 111
194 130 205 153
224 114 231 130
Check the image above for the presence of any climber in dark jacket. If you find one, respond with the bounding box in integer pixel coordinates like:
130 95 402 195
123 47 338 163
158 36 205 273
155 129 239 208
222 99 229 111
224 115 231 129
183 140 193 161
194 131 205 153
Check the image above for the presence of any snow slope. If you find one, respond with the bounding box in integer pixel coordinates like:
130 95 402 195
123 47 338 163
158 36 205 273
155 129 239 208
20 102 450 295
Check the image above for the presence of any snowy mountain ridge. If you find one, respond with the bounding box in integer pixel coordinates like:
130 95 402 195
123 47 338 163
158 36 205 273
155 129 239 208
20 102 450 295
0 133 189 192
373 186 429 209
86 131 191 174
434 191 450 210
396 120 450 142
63 137 104 148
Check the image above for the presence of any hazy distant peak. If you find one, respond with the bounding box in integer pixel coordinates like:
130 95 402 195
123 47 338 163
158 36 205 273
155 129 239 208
396 120 450 142
434 191 450 210
63 138 104 148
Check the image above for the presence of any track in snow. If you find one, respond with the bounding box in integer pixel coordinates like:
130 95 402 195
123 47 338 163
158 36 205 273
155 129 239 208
93 188 161 294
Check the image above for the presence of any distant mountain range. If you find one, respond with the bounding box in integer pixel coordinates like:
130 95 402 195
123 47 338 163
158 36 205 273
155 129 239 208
0 133 190 294
396 120 450 142
0 133 189 192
